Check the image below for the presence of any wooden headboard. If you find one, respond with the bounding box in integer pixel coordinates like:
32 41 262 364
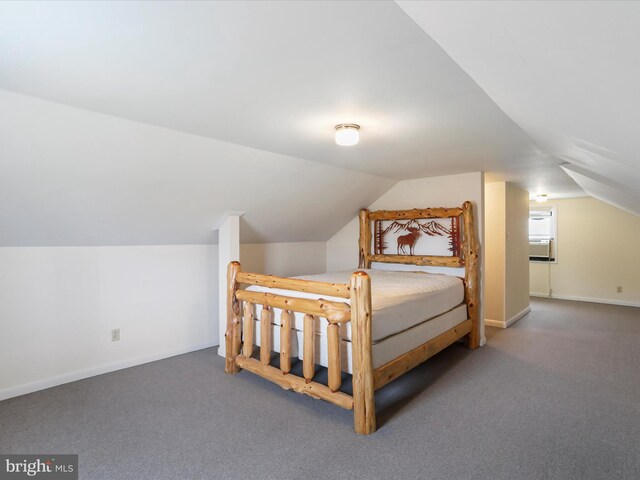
358 201 480 346
358 201 477 269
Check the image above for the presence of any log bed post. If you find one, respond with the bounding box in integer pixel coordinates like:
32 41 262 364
462 201 480 349
358 209 371 269
225 261 242 374
350 271 376 435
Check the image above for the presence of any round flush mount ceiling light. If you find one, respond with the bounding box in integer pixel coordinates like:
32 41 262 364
535 194 548 203
335 124 360 146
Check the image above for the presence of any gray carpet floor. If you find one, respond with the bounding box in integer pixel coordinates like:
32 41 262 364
1 297 639 479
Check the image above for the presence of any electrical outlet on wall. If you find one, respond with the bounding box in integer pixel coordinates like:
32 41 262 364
111 328 120 342
617 286 623 293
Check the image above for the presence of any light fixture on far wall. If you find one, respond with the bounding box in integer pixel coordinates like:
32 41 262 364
535 194 548 203
335 124 360 146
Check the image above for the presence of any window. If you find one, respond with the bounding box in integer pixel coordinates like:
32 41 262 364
529 205 557 262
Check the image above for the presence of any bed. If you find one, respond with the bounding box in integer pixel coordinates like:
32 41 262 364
224 202 480 434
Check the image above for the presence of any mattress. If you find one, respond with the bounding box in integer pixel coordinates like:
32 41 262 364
246 269 464 342
370 304 468 370
253 303 468 373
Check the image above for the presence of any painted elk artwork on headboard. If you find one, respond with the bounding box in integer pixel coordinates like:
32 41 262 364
359 204 473 269
373 215 462 257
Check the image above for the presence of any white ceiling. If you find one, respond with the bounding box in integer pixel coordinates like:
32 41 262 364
398 1 640 213
0 1 575 188
3 1 637 245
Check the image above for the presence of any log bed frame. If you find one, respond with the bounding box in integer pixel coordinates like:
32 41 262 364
224 201 480 435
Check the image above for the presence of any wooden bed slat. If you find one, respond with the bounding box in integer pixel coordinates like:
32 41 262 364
235 289 350 324
373 319 472 391
242 301 254 358
233 303 243 361
327 323 341 392
303 314 316 383
369 207 463 220
237 271 350 298
260 306 273 365
279 309 292 374
235 355 354 410
367 254 464 268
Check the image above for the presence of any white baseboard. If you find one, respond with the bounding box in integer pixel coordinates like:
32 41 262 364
485 306 532 329
484 318 503 328
530 291 551 298
530 292 640 308
506 306 532 327
0 341 215 402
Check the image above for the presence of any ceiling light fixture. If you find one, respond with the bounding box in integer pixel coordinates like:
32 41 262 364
535 194 548 203
335 124 360 146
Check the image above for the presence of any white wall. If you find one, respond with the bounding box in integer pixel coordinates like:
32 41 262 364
530 197 640 306
240 242 326 277
485 183 506 322
485 182 530 327
0 90 394 246
326 172 485 343
0 245 218 400
505 183 530 319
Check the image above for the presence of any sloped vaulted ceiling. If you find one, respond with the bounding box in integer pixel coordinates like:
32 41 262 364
3 1 627 246
0 90 394 245
0 0 547 182
398 1 640 216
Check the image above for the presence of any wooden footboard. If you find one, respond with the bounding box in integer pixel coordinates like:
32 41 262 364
224 262 376 434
